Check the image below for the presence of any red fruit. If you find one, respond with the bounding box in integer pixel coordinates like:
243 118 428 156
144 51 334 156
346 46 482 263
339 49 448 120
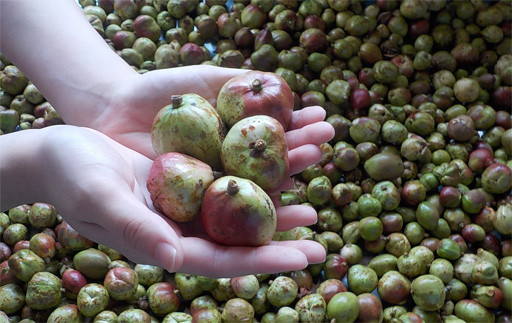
0 260 18 286
317 279 347 304
468 148 494 174
216 70 294 129
201 176 276 247
391 55 414 78
303 15 325 31
299 28 327 54
179 43 209 65
146 152 214 223
350 88 371 111
439 186 461 208
13 240 30 253
409 19 430 38
62 269 87 296
492 86 512 109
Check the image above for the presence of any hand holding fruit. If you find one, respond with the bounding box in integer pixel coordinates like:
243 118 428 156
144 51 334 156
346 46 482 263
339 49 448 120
1 121 332 277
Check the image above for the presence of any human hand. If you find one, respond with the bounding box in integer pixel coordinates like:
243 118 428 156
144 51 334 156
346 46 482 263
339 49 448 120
21 123 332 277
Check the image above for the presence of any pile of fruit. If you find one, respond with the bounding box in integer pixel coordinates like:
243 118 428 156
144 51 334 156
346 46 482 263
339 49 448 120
148 71 293 246
1 0 512 322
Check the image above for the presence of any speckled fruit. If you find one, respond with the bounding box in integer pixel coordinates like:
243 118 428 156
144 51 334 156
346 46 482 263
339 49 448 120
221 115 289 191
146 152 214 222
25 272 62 310
216 70 294 129
201 176 276 246
151 94 226 170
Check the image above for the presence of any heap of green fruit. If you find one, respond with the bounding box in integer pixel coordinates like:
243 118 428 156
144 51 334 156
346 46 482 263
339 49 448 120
1 0 512 322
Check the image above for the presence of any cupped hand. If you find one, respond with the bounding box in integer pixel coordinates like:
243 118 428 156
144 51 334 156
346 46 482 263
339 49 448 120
36 117 333 277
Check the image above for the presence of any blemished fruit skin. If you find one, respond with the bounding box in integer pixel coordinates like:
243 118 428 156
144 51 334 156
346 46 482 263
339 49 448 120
216 70 294 130
151 93 226 170
200 176 277 247
146 152 214 223
220 115 289 191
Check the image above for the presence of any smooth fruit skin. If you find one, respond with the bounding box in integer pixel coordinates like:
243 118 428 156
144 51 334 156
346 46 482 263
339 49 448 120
221 115 289 191
201 176 276 247
216 71 294 130
326 291 360 322
147 152 214 222
151 93 226 170
411 274 446 311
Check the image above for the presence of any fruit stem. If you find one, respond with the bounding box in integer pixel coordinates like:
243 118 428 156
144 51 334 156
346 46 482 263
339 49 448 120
250 139 267 157
251 79 263 93
171 95 182 107
227 179 239 196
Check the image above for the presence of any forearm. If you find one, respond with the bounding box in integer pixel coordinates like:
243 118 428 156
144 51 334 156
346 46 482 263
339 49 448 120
0 0 137 126
0 129 48 210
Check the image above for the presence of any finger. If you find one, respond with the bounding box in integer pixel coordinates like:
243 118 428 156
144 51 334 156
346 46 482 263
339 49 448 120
268 177 294 196
75 181 184 273
288 144 323 175
269 240 327 265
275 205 318 231
286 121 335 150
288 106 327 130
177 237 309 278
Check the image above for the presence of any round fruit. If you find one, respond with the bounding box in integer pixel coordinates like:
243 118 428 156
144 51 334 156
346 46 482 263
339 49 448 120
216 70 294 129
146 152 214 222
221 115 289 191
201 176 276 246
151 94 226 170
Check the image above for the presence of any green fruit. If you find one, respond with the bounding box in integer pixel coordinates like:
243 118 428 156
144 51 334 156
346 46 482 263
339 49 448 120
364 153 405 181
221 115 289 191
73 248 111 280
327 292 359 322
347 264 378 295
294 293 326 322
368 254 398 277
25 272 62 310
454 299 495 323
411 274 446 311
0 283 25 314
47 304 83 323
7 249 45 282
267 276 298 308
151 94 226 170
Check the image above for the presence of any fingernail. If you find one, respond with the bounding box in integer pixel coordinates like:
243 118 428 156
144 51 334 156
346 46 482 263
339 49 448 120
156 242 177 273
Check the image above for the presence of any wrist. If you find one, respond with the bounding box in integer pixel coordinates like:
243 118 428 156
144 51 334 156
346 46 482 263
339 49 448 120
0 128 49 210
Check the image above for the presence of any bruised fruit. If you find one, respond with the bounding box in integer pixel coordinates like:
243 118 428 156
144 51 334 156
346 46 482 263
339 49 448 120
151 94 226 170
216 70 294 129
103 266 139 301
25 272 62 310
147 152 214 222
201 176 276 246
221 115 289 191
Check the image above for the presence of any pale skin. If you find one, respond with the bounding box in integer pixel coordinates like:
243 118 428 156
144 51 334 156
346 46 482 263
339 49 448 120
0 0 335 277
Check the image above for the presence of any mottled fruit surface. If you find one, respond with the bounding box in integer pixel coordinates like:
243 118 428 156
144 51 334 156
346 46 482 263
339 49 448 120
201 176 276 246
147 152 214 222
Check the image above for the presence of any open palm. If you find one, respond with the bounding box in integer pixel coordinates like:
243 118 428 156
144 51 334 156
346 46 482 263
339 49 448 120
37 125 330 277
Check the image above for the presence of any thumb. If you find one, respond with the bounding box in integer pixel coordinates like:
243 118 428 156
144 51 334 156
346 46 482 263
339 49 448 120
74 190 184 273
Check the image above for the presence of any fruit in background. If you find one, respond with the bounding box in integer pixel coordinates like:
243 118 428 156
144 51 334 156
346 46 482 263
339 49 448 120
146 152 214 222
201 176 276 246
221 115 289 191
216 70 294 129
151 94 226 170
